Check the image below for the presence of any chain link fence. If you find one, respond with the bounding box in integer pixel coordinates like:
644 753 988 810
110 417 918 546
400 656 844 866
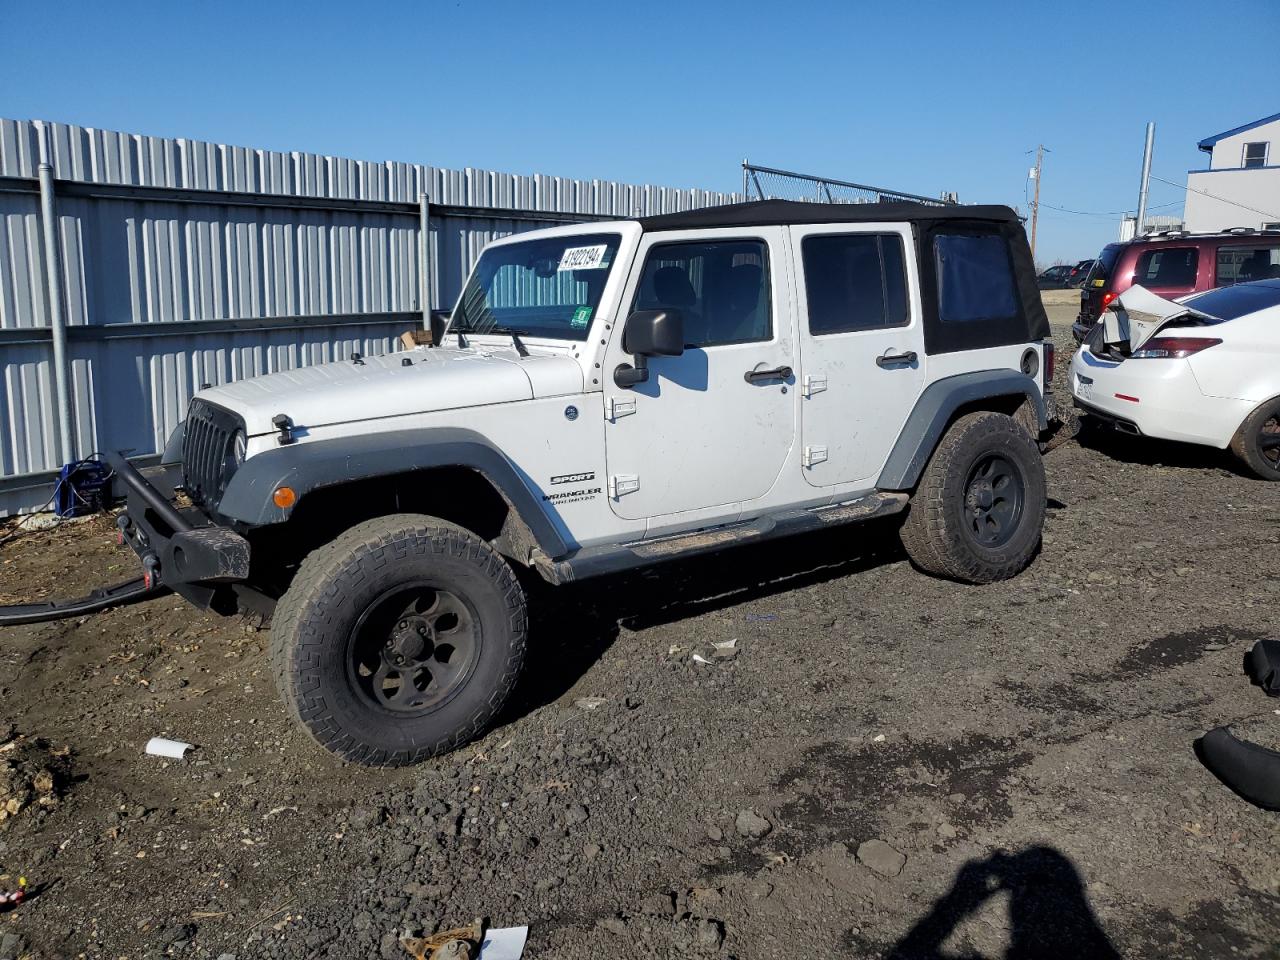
742 161 955 206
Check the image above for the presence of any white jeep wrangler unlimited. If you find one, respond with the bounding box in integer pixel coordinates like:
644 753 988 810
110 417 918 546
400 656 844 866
112 199 1053 765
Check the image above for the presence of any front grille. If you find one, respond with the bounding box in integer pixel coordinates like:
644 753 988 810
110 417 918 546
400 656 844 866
182 399 242 510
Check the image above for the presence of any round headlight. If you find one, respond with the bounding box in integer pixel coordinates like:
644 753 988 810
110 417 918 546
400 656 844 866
232 429 247 465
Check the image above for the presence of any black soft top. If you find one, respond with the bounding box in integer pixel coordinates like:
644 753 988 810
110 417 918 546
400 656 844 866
637 199 1048 355
637 199 1020 231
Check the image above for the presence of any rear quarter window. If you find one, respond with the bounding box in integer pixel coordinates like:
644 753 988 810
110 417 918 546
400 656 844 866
1215 244 1280 285
933 234 1019 323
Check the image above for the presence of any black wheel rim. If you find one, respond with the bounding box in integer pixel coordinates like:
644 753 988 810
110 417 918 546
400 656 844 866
1259 415 1280 472
963 453 1025 549
346 581 480 715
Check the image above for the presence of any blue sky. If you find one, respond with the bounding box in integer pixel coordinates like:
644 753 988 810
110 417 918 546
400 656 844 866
3 0 1277 264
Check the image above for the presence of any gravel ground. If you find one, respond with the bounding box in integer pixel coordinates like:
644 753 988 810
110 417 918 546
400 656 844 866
1 293 1278 960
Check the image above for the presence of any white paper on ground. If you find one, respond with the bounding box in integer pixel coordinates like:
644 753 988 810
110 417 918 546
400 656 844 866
478 925 528 960
145 737 194 759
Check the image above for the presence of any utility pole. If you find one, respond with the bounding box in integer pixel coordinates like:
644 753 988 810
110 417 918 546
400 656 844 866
1029 144 1045 261
1135 122 1155 237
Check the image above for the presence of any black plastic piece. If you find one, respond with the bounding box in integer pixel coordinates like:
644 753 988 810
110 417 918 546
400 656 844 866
743 365 792 384
876 351 918 368
0 577 163 627
614 360 649 388
622 309 684 358
1246 638 1280 696
1195 726 1280 811
272 413 295 445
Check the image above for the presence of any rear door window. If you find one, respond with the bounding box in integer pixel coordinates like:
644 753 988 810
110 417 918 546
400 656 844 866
933 234 1018 323
1134 247 1198 287
1215 245 1280 285
802 233 909 335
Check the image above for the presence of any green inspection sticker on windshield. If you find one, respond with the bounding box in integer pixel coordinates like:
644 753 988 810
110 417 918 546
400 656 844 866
571 306 593 328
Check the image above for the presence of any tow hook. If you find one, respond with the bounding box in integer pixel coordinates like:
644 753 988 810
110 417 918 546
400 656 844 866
115 513 131 546
141 554 160 591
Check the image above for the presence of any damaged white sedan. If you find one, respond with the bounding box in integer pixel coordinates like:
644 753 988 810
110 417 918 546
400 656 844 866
1070 279 1280 479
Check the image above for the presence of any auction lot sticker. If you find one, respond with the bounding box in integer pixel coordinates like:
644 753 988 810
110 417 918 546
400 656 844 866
558 245 608 271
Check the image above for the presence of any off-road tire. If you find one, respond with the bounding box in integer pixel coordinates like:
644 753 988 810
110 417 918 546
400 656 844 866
1229 397 1280 481
899 411 1046 583
270 514 527 766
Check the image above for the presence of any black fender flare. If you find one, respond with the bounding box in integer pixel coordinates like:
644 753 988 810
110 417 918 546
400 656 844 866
216 427 570 559
1196 726 1280 811
877 369 1046 491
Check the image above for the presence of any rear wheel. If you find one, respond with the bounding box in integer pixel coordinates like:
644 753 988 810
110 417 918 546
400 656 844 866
271 514 527 766
1230 398 1280 481
899 411 1046 583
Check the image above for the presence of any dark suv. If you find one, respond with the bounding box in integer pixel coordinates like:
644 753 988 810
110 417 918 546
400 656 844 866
1072 229 1280 342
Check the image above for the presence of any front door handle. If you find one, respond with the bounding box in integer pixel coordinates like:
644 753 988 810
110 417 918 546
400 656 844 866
876 351 917 368
744 365 793 384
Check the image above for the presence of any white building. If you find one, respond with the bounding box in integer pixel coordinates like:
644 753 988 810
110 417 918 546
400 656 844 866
1184 112 1280 233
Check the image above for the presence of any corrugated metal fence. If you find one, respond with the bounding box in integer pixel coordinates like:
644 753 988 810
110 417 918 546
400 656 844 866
0 118 743 514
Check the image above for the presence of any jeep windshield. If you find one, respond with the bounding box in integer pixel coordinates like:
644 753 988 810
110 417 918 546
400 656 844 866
449 233 622 342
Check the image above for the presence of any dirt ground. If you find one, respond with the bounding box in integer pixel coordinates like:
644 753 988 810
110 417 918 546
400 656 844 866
1 292 1278 960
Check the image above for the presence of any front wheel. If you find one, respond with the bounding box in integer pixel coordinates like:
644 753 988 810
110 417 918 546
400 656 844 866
899 411 1046 584
270 514 527 766
1230 397 1280 481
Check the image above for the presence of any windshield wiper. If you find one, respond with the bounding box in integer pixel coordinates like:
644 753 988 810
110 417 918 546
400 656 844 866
487 326 530 357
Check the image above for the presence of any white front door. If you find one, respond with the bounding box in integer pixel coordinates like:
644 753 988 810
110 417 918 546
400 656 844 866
791 223 927 487
602 227 796 523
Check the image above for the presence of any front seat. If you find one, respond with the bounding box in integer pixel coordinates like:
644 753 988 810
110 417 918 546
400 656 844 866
652 266 702 343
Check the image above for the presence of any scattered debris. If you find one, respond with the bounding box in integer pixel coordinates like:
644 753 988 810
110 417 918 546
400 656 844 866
145 737 194 759
477 925 528 960
0 731 72 825
401 920 527 960
857 839 907 877
691 653 713 665
745 613 777 623
0 878 27 909
573 697 607 711
711 638 739 661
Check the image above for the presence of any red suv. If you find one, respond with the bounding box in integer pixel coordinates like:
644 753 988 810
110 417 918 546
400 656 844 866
1072 229 1280 342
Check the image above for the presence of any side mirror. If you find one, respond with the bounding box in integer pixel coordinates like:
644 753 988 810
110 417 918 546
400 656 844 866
615 310 684 388
429 311 448 347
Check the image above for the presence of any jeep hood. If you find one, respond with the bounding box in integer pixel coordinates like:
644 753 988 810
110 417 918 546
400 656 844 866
194 345 582 436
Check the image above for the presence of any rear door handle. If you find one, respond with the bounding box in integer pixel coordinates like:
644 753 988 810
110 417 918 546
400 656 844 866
876 351 917 368
744 365 793 384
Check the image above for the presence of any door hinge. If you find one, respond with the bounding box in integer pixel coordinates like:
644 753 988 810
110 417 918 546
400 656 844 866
606 396 636 420
609 474 640 498
803 374 827 398
802 445 828 468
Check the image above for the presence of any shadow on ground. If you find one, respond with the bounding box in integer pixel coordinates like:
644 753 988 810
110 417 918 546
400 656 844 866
501 516 907 721
1074 419 1248 477
881 846 1119 960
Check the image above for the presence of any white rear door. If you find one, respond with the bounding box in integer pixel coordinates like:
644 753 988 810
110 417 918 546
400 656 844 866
791 223 926 487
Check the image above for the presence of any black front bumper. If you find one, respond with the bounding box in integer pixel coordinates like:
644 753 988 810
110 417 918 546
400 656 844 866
109 452 251 610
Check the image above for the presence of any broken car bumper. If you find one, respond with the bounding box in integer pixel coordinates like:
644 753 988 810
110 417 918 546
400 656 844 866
108 452 250 606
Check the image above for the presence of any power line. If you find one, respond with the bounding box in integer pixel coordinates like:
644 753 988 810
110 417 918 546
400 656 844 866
1038 199 1181 218
1149 173 1280 222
